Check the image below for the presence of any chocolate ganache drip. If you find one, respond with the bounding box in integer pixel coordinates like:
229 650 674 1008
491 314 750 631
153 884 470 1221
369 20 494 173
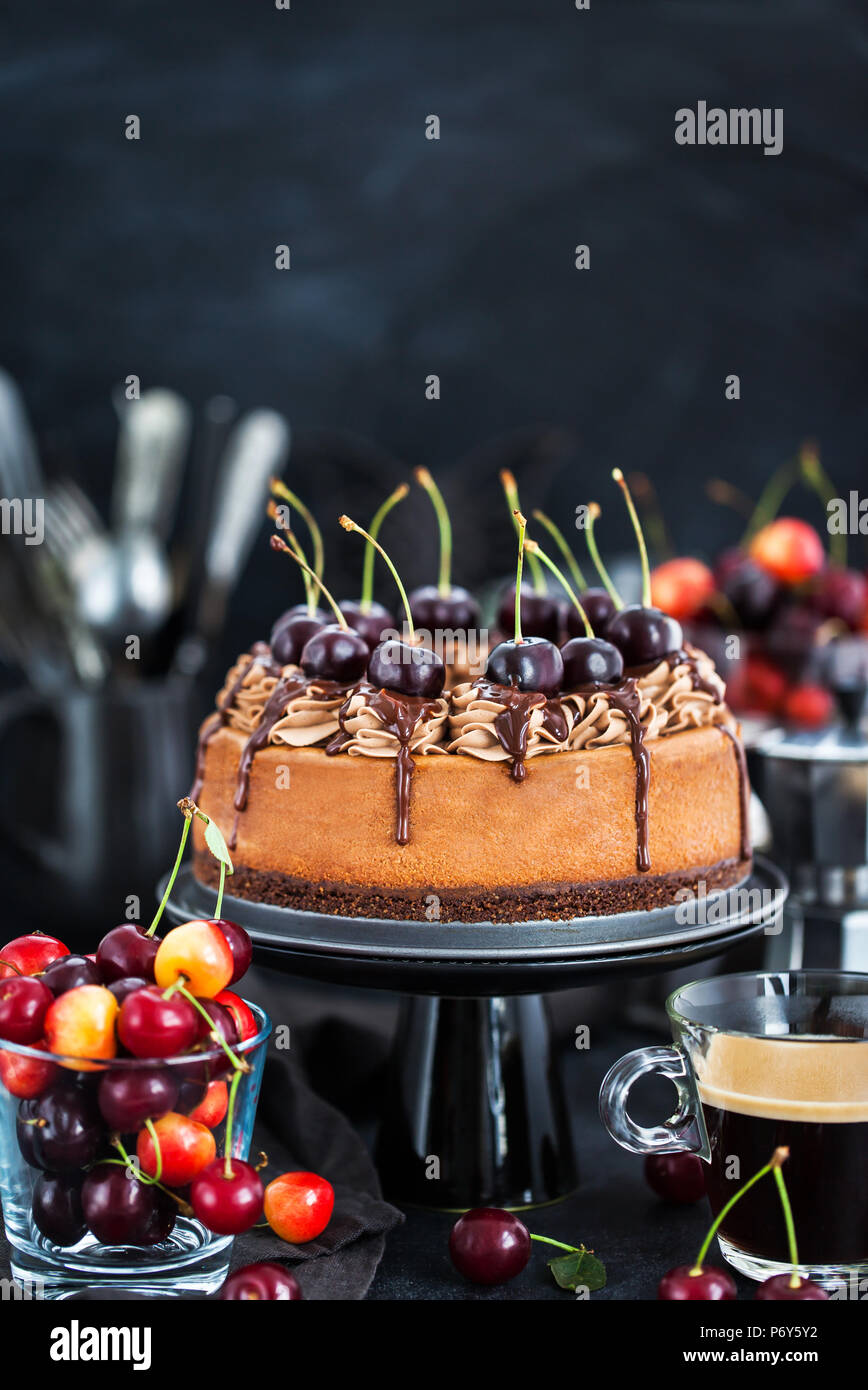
326 685 443 845
470 679 569 784
189 644 275 802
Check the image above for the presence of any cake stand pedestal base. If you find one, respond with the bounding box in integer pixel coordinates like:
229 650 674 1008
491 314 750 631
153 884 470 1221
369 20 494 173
162 858 785 1210
375 994 576 1209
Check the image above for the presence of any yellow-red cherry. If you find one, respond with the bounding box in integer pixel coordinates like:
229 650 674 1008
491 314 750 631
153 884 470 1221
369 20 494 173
154 920 234 998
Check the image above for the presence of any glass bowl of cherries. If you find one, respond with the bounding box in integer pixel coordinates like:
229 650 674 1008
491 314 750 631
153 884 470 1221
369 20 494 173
0 811 271 1299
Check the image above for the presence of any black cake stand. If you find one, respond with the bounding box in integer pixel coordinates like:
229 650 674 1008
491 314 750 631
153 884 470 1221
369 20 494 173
162 857 786 1209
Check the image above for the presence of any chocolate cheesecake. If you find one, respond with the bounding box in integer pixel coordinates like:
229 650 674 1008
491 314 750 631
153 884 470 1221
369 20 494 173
190 641 751 922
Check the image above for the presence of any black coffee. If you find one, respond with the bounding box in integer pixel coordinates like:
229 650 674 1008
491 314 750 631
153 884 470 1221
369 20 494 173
697 1035 868 1266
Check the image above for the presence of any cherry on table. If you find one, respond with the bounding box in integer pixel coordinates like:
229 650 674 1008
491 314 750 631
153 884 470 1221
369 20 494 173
97 1065 179 1131
449 1207 532 1286
409 585 480 635
0 933 69 980
339 599 396 652
565 587 617 638
658 1264 736 1300
496 585 561 642
485 635 564 696
32 1172 86 1247
208 919 252 986
96 924 159 984
0 975 53 1044
755 1274 828 1301
41 954 102 996
560 636 623 688
81 1163 176 1247
118 985 198 1059
368 637 446 699
270 609 328 667
219 1262 303 1300
264 1171 334 1244
606 604 683 668
190 1158 264 1235
643 1152 705 1205
300 623 369 683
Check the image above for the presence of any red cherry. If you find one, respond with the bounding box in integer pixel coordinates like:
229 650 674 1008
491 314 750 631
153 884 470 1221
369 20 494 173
643 1153 706 1204
117 985 198 1059
756 1274 829 1301
81 1163 175 1246
651 558 715 622
782 683 834 729
190 1159 264 1235
449 1207 531 1286
0 976 53 1044
219 1262 303 1300
742 654 788 714
208 919 252 986
97 1066 179 1130
96 924 159 984
0 933 69 980
749 518 825 585
214 990 257 1042
136 1112 216 1186
0 1040 57 1098
658 1264 736 1300
186 1079 228 1128
264 1171 334 1244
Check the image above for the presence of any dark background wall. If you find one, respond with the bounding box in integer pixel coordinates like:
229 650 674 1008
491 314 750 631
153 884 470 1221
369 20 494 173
1 0 866 667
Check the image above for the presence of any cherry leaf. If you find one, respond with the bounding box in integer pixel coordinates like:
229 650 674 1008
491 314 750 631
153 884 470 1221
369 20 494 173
548 1247 606 1293
203 817 234 873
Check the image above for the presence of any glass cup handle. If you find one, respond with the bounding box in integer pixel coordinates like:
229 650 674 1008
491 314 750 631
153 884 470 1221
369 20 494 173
598 1045 709 1157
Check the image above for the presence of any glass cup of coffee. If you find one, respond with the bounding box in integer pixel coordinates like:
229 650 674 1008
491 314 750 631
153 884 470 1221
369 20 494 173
599 971 868 1288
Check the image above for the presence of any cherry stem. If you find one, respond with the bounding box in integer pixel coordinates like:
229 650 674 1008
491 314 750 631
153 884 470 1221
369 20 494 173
742 457 799 543
770 1158 802 1289
800 443 846 566
270 535 347 629
215 860 226 919
691 1147 789 1273
143 1119 163 1184
340 514 415 641
270 479 324 585
224 1068 242 1180
706 478 755 521
176 984 248 1075
415 467 453 596
613 468 651 607
111 1134 159 1187
360 483 409 613
267 499 315 614
525 539 593 637
529 1233 584 1254
585 504 623 608
0 958 25 976
501 470 545 594
147 810 192 937
531 509 586 590
512 511 526 644
625 472 674 562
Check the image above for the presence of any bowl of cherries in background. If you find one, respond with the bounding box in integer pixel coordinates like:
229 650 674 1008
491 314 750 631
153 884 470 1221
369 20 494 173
0 803 332 1299
647 448 868 732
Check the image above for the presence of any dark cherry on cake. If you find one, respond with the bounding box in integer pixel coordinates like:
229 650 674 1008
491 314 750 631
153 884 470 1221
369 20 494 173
485 513 564 696
338 482 406 651
270 608 328 666
269 536 369 683
591 474 684 668
339 515 446 698
522 536 624 688
408 467 480 634
565 586 617 638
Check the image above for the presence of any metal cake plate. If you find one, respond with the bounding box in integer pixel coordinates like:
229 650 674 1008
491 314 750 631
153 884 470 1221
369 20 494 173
162 856 785 997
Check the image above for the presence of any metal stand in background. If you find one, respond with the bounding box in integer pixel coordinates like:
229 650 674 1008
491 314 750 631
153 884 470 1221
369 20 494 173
163 859 785 1210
